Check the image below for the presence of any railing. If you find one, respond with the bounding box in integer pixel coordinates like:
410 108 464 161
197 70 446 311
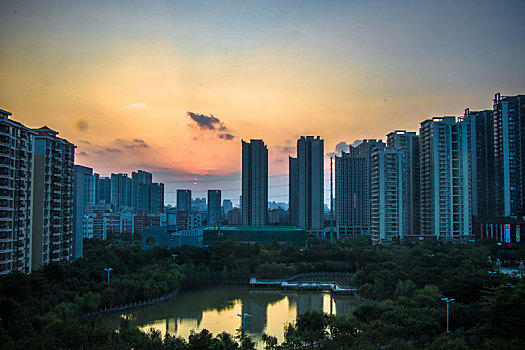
85 289 179 318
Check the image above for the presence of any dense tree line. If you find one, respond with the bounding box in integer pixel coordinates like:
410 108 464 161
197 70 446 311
1 237 524 349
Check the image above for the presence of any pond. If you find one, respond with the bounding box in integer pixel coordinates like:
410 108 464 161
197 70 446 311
104 284 359 348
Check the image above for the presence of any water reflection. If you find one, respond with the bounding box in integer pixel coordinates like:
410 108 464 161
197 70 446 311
105 285 357 347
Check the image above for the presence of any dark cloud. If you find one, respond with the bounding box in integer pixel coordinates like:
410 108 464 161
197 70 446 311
275 145 295 153
116 138 149 149
218 133 235 140
187 111 236 140
187 112 223 131
77 151 88 156
80 138 150 156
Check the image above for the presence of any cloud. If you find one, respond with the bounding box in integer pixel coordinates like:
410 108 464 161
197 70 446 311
116 138 149 149
187 111 236 140
79 138 150 157
124 102 149 109
275 145 295 153
218 133 235 140
327 141 351 157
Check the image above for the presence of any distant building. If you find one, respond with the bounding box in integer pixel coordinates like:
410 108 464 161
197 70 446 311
177 189 192 212
419 116 471 240
463 108 495 220
73 165 97 259
242 139 268 226
268 208 287 224
131 170 164 214
0 109 36 275
222 199 233 217
289 136 324 233
111 173 132 211
335 152 367 237
98 176 111 205
32 126 75 271
386 130 420 237
493 93 525 218
207 190 221 225
228 207 242 225
176 210 202 231
370 149 407 244
348 139 385 234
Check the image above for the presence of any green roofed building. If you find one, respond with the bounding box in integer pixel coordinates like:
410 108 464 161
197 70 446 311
203 225 306 246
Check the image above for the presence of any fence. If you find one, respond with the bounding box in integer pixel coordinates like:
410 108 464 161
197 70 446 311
85 289 178 317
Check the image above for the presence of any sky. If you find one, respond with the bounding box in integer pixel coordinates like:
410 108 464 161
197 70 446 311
1 0 524 206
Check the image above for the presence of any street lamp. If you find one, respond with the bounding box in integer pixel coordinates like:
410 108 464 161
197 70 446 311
171 254 178 261
441 297 455 333
104 267 113 286
237 313 251 333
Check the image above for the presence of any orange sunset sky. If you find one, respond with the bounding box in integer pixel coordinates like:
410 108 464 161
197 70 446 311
1 0 524 204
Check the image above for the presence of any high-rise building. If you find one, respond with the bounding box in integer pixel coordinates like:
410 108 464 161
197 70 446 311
289 136 324 232
177 189 192 212
288 157 299 226
207 190 221 225
419 116 471 240
32 126 75 271
132 170 152 213
73 165 97 259
386 130 420 237
222 199 233 217
370 149 407 244
242 139 268 226
335 152 367 237
98 176 111 205
0 109 36 275
150 182 164 214
111 173 132 211
349 139 385 233
131 170 164 214
493 93 525 218
463 109 494 219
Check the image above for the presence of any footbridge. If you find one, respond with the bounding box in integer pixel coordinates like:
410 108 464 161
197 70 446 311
249 272 357 294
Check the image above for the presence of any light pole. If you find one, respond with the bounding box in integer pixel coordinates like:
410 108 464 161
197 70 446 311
171 254 178 261
104 267 113 286
237 313 251 333
441 297 455 333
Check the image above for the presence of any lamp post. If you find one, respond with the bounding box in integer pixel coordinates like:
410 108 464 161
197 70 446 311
171 254 178 261
104 267 113 286
441 297 455 333
237 313 251 333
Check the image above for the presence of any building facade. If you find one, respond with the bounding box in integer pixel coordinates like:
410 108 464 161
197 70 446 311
370 149 407 244
386 130 420 237
111 173 132 211
419 117 471 240
335 152 367 237
72 165 97 260
493 93 525 218
32 126 75 271
463 108 495 219
177 189 192 212
241 139 268 226
289 136 324 232
0 109 36 275
207 190 221 225
349 139 385 234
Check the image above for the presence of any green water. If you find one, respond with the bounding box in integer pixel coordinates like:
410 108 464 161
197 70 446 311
104 284 358 348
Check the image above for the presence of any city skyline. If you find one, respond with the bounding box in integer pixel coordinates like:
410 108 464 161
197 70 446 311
1 0 524 204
